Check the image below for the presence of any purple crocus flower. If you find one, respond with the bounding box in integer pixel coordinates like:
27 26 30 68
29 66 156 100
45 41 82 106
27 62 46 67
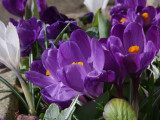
110 22 158 102
25 29 106 108
1 0 27 17
110 22 158 77
11 17 43 57
100 37 126 97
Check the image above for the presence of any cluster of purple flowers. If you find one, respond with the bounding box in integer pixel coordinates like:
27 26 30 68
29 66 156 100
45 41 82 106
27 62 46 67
1 0 160 109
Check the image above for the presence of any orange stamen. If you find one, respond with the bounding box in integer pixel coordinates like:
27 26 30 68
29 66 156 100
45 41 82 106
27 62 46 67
128 46 140 53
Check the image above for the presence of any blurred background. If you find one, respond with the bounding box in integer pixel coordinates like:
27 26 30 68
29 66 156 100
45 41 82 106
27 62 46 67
0 0 158 24
0 0 116 24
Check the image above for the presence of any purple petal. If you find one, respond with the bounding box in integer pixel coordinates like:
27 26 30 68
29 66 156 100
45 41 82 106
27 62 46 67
123 53 140 73
57 41 91 72
36 0 48 17
70 29 91 62
41 82 79 102
16 17 43 57
146 25 160 50
25 71 55 88
40 6 68 24
107 36 124 53
42 48 59 80
123 22 145 54
30 60 46 75
140 51 156 71
111 24 125 42
1 0 27 17
144 41 156 53
91 38 105 72
57 64 87 92
84 70 104 98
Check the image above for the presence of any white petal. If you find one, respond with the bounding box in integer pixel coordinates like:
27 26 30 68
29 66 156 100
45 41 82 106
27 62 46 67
6 42 20 70
84 0 109 13
0 38 12 69
5 22 20 69
5 22 20 49
102 0 109 10
0 20 6 40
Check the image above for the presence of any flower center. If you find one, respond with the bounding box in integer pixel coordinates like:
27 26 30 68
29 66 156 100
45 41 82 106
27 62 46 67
128 46 140 53
141 12 149 23
46 70 51 76
72 62 83 66
120 18 127 23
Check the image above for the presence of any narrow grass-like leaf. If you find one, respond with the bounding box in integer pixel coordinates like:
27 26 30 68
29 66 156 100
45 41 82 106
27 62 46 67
54 22 71 46
92 9 101 27
0 76 28 110
32 0 40 19
43 23 48 49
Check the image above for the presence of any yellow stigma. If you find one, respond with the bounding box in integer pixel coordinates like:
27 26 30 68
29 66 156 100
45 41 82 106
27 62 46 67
141 12 149 19
120 18 127 23
46 70 51 76
128 46 140 53
141 12 149 23
72 61 83 66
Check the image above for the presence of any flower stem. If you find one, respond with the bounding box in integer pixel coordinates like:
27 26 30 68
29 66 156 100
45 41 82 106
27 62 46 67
115 84 123 98
16 72 36 115
132 76 140 118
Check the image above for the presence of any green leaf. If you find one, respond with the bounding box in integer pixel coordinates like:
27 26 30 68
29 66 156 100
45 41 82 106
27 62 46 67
20 57 29 70
103 98 137 120
44 103 60 120
31 0 40 19
57 94 79 120
73 92 109 120
0 76 28 111
86 27 99 38
98 12 110 38
25 5 32 19
92 9 101 27
54 22 71 46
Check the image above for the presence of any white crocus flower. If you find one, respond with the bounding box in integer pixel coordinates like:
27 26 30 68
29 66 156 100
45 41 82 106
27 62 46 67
0 21 36 115
84 0 109 13
0 21 20 72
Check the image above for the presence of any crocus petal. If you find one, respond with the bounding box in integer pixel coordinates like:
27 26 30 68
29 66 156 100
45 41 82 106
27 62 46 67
84 0 109 13
25 71 55 88
1 0 27 17
91 38 105 72
140 41 156 70
57 41 91 72
6 22 20 69
84 70 104 98
57 64 87 92
30 60 46 75
0 21 6 39
123 22 145 54
36 0 48 17
41 82 79 102
111 24 125 42
107 36 124 53
123 53 140 73
42 48 59 80
70 29 91 62
146 26 160 50
0 39 12 69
